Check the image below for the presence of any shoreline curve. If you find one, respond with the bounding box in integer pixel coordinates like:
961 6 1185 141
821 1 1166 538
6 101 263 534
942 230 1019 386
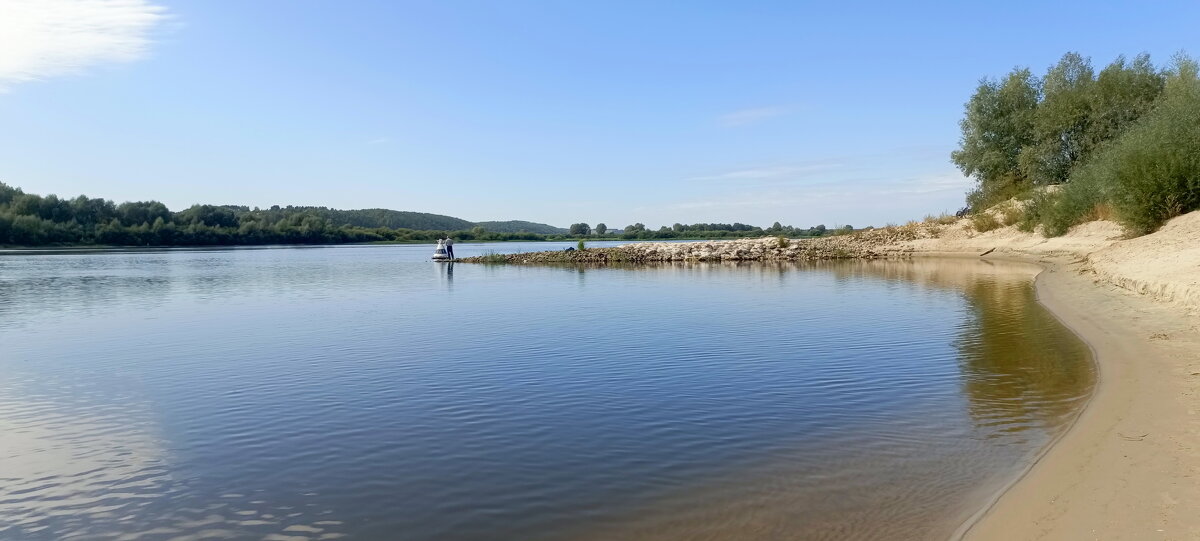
955 254 1200 541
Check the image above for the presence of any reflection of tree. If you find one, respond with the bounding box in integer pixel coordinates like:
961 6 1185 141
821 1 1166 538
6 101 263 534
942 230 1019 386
482 257 1094 439
821 259 1095 438
953 276 1094 437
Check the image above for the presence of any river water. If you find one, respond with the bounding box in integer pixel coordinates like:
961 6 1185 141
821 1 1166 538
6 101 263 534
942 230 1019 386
0 243 1094 540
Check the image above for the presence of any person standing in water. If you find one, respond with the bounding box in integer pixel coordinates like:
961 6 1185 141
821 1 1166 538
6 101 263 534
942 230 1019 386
444 236 455 259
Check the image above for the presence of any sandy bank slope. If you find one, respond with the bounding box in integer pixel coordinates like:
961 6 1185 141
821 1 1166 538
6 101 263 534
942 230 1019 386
1086 212 1200 311
959 259 1200 541
896 210 1200 313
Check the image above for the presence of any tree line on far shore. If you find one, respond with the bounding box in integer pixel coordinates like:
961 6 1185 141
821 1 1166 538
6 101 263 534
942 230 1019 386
0 183 844 247
568 221 846 240
953 51 1200 235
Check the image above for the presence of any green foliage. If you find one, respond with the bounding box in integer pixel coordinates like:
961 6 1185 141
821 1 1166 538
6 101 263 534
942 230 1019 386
957 50 1199 238
956 52 1167 212
297 207 473 230
594 223 607 235
577 239 586 250
0 182 19 206
1040 176 1112 236
776 236 790 248
1014 190 1055 233
1063 55 1200 234
0 182 842 247
1088 54 1165 151
568 222 591 235
118 201 172 226
477 251 510 264
952 68 1040 199
473 220 566 234
1019 53 1094 186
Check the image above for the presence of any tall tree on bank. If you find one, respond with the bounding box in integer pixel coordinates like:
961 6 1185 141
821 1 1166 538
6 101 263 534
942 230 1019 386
951 68 1040 209
1019 52 1095 186
1064 54 1200 234
954 52 1167 210
1087 54 1165 153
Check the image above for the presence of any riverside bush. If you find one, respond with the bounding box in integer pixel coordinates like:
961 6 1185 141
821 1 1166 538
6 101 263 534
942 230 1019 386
1014 190 1053 232
1045 58 1200 235
1041 173 1112 236
953 51 1200 238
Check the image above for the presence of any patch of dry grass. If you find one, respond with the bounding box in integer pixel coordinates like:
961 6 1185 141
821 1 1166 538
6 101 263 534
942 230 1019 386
970 212 1002 232
923 213 959 225
1082 202 1115 222
997 203 1023 226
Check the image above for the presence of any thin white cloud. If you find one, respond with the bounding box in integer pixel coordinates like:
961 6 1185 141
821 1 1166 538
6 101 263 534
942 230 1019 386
688 163 842 182
637 169 972 227
718 106 791 127
0 0 167 91
367 137 391 145
874 173 973 196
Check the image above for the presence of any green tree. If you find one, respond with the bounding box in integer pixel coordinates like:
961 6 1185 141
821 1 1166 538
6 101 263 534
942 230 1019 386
1087 53 1164 151
0 182 20 206
175 204 237 228
952 68 1040 208
1019 52 1095 186
594 223 607 235
1077 54 1200 233
0 212 13 243
117 201 172 227
568 222 591 235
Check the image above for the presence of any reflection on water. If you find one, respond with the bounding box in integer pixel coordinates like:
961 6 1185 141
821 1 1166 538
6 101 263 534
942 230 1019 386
0 248 1093 541
957 275 1094 439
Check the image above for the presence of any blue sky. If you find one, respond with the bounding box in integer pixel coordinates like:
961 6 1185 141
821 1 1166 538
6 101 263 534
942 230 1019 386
1 0 1197 228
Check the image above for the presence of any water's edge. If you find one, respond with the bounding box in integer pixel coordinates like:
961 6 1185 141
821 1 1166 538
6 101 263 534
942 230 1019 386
949 258 1101 541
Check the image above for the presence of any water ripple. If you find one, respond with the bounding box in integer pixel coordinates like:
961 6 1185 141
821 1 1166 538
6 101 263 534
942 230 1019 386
0 249 1093 540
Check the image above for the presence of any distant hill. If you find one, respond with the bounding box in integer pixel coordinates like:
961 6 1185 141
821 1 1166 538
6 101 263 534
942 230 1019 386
473 220 567 234
278 207 564 233
297 207 475 231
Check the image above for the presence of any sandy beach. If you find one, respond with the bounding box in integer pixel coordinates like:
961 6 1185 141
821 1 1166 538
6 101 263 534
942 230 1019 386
956 255 1200 540
933 216 1200 540
873 211 1200 539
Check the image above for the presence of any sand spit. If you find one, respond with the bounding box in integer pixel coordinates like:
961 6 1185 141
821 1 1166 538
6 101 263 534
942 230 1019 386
462 226 938 264
464 210 1200 540
465 210 1200 312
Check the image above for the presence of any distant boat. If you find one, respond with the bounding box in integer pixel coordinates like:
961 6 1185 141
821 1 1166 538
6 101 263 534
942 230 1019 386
432 240 451 261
